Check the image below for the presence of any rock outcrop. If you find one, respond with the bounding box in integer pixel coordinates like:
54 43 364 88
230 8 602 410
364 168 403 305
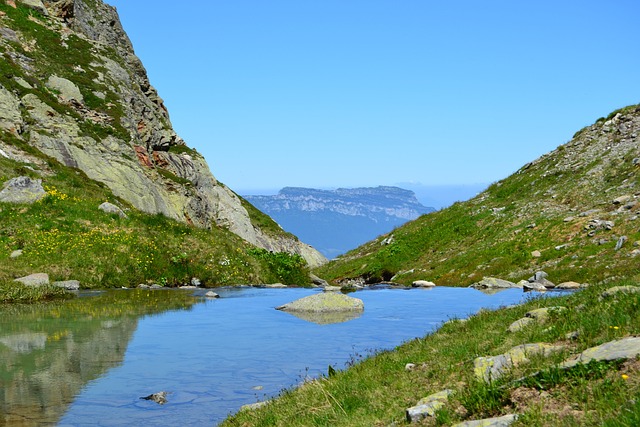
0 0 325 267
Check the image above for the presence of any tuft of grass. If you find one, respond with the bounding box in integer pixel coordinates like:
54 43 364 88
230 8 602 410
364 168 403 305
0 281 71 303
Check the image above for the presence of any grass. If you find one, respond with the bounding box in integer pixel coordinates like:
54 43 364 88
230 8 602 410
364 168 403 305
221 282 640 426
0 281 71 303
0 140 311 291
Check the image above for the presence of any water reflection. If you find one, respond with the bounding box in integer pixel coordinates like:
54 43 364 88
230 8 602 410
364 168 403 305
0 290 196 426
281 309 363 324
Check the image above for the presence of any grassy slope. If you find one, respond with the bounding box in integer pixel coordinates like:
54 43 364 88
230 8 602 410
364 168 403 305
315 105 640 287
0 142 308 289
0 4 309 292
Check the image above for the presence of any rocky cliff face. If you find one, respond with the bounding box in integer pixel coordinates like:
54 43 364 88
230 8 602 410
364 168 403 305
246 186 434 258
0 0 325 267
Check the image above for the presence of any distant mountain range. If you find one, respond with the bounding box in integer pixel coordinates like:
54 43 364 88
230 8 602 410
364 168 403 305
244 186 435 259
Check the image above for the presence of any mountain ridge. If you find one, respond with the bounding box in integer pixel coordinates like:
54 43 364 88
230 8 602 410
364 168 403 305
246 186 434 258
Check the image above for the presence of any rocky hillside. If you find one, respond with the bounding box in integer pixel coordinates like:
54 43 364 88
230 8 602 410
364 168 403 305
315 105 640 286
0 0 325 267
245 186 434 258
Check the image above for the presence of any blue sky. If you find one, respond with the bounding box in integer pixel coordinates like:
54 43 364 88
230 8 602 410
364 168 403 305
105 1 639 194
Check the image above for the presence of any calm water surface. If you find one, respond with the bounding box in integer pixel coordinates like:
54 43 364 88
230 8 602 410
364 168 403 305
0 286 554 426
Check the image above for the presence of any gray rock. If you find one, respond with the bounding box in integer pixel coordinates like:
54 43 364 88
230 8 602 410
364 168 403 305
613 195 632 205
276 292 364 313
0 27 19 43
323 285 343 292
531 250 541 258
46 75 83 103
507 317 535 333
14 273 49 287
474 343 564 383
600 286 640 298
528 271 548 282
470 277 521 289
205 291 219 298
561 337 640 369
522 281 547 292
452 414 520 427
10 249 23 258
98 202 127 218
0 84 22 134
615 235 628 251
310 273 329 287
0 176 46 204
18 0 49 16
52 280 80 290
556 281 582 290
406 389 454 422
536 278 557 289
525 306 566 321
412 280 436 288
140 391 168 405
263 283 287 288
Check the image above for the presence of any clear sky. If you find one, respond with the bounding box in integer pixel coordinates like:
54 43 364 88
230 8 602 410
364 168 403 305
105 1 639 194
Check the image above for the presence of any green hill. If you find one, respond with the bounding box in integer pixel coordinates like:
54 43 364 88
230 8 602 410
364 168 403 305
315 105 640 287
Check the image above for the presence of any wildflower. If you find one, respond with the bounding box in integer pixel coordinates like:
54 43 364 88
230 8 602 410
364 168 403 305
621 374 629 380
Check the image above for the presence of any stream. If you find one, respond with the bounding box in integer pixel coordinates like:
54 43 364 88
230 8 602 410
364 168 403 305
0 286 558 426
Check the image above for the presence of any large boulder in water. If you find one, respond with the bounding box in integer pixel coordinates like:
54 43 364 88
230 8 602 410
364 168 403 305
276 292 364 324
276 292 364 313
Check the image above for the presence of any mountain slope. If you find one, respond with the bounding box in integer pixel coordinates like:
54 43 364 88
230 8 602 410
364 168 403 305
245 186 434 258
315 105 640 286
0 0 325 268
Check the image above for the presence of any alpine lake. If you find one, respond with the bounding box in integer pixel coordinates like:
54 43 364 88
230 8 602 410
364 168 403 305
0 285 567 426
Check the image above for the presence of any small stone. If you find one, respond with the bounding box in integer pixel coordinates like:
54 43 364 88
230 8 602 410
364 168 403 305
613 195 632 205
556 281 581 290
205 291 219 298
615 235 628 251
406 389 454 422
531 250 541 258
563 216 575 222
140 391 168 405
98 202 127 218
528 271 548 282
405 363 416 371
508 317 535 332
14 273 49 287
601 286 640 298
0 176 46 204
10 249 23 258
412 280 436 288
566 331 580 340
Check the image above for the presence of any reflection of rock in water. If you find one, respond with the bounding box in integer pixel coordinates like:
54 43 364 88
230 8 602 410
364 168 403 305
0 317 138 426
0 333 47 353
282 309 363 325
